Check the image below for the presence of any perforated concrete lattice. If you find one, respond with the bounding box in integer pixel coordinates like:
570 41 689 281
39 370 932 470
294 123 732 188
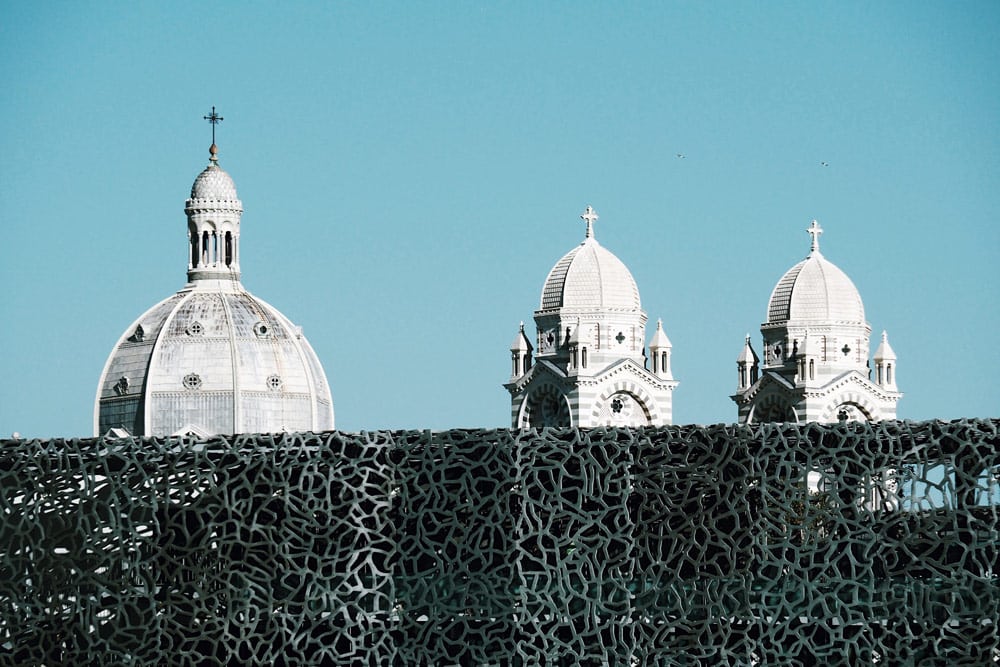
1 420 998 665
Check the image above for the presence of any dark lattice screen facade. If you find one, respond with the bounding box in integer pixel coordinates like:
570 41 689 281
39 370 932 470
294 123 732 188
1 420 997 665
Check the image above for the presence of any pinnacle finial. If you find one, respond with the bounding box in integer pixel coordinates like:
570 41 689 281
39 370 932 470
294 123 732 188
203 106 224 161
581 205 599 239
807 219 823 253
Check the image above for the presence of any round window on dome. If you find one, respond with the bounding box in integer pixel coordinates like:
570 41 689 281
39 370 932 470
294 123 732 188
253 321 269 338
186 321 204 336
266 375 282 392
182 373 202 390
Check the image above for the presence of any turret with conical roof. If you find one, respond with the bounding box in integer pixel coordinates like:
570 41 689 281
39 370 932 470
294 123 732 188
648 319 674 380
735 334 759 391
873 330 898 391
509 322 533 379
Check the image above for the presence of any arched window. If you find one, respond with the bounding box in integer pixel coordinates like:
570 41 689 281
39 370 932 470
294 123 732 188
191 232 200 268
581 348 587 368
887 364 892 384
809 359 814 380
224 231 234 266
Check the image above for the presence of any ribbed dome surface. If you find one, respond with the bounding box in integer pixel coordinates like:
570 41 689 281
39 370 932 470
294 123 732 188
540 239 641 311
190 164 239 201
95 284 333 436
767 252 865 324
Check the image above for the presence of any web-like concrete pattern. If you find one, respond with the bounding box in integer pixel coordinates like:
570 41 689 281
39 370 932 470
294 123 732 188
1 420 997 665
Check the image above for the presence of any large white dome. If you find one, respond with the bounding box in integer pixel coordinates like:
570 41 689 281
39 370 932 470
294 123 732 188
539 238 641 311
95 283 334 436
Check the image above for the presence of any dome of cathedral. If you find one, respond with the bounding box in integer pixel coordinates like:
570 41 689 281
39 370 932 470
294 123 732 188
766 229 865 325
95 134 333 437
540 238 641 311
96 284 333 436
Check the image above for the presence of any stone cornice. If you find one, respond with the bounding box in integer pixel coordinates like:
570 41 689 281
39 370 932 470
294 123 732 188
800 370 901 403
575 357 677 391
185 198 243 215
736 371 796 404
505 360 568 395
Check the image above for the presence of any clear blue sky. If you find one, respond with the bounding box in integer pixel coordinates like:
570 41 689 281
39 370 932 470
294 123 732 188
1 2 997 437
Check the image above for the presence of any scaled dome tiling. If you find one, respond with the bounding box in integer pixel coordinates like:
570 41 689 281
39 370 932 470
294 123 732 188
190 164 239 201
766 252 865 324
540 239 641 311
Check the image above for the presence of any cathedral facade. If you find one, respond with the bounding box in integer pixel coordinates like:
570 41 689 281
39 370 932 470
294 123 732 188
731 221 901 423
505 207 678 428
94 141 334 437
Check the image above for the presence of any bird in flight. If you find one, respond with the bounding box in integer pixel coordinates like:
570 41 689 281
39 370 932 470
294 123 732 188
676 153 685 159
820 161 829 167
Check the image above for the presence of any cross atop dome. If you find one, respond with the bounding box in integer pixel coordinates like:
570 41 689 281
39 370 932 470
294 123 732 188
581 205 599 239
807 219 823 254
203 106 224 162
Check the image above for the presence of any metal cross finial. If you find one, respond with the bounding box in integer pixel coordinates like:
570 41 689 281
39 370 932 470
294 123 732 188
807 219 823 253
581 205 599 239
203 106 224 144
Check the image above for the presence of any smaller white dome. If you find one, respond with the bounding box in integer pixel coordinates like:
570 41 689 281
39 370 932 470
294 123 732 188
540 238 641 311
766 251 865 325
190 163 239 201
